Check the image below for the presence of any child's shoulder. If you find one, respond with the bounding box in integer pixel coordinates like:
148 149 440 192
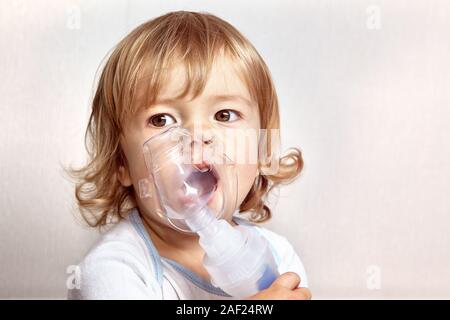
83 215 148 263
68 215 161 299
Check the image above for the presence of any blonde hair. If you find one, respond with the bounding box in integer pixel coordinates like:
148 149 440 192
69 11 303 227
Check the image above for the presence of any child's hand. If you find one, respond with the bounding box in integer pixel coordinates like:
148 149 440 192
247 272 312 300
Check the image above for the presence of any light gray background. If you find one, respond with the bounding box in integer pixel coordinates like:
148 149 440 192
1 0 449 299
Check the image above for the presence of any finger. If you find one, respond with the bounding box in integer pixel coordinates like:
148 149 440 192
292 287 312 300
273 272 301 290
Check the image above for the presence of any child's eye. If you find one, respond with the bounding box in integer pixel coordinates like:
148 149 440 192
214 109 241 122
148 113 176 127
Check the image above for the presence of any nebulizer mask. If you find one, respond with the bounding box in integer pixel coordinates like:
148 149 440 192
138 126 278 297
139 125 237 233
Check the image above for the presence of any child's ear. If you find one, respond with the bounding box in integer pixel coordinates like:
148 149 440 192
118 165 133 187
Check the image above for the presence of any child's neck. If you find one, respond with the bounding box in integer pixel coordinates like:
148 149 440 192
142 214 203 253
139 210 237 282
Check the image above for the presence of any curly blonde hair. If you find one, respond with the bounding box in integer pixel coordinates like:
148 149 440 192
68 11 304 227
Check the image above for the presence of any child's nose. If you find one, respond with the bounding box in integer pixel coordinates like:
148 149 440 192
189 133 214 169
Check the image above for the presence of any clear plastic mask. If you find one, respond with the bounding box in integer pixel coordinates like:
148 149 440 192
138 126 238 233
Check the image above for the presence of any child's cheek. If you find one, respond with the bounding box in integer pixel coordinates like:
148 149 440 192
125 142 148 181
236 163 259 206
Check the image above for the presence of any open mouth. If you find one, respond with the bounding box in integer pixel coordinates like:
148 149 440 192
181 165 219 207
186 165 218 196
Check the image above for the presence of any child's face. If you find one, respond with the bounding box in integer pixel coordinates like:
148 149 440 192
118 54 261 227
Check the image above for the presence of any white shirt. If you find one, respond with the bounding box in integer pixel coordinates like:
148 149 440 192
68 208 308 300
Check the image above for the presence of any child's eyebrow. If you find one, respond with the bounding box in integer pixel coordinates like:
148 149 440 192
208 94 254 106
152 94 254 107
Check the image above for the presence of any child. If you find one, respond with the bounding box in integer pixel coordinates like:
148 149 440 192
68 11 311 300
